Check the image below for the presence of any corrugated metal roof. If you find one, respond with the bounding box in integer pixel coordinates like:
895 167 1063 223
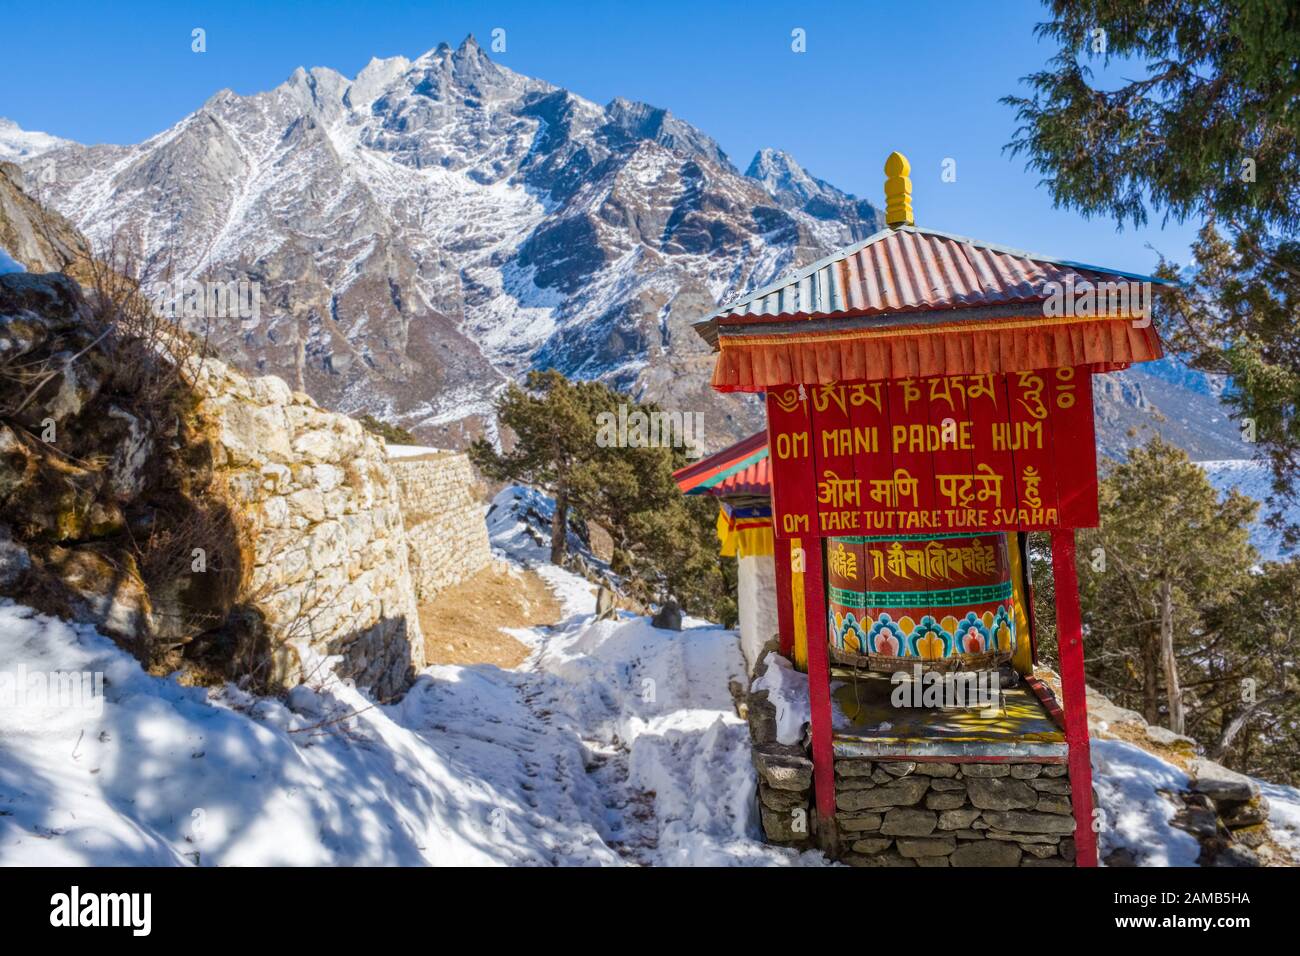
711 453 770 497
701 225 1172 328
673 431 770 498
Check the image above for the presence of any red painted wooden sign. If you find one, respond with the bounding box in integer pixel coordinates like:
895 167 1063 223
766 369 1097 538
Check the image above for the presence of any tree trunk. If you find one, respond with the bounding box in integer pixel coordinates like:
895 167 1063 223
1159 578 1184 734
1212 694 1287 761
1142 624 1160 725
550 485 569 565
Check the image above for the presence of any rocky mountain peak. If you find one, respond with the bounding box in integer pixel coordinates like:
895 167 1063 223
0 116 70 161
603 97 730 169
747 148 821 201
2 49 1236 459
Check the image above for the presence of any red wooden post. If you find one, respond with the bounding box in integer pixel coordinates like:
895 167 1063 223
800 538 837 833
773 536 795 659
1050 528 1099 867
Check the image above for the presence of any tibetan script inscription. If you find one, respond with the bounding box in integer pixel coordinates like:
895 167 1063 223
766 368 1098 538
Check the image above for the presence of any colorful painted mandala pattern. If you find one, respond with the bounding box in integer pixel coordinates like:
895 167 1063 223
830 605 1015 660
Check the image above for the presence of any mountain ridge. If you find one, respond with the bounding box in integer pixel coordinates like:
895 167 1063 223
2 36 1241 457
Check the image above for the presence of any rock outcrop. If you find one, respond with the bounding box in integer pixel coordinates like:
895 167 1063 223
0 162 91 280
1087 685 1278 866
0 269 432 699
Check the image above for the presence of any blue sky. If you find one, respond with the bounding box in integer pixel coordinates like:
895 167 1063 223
0 0 1199 271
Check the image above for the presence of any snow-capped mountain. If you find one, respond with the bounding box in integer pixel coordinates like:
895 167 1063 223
9 37 881 446
0 117 70 162
6 36 1244 455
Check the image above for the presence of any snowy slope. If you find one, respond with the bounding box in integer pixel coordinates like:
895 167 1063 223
1092 739 1203 866
0 487 823 866
6 479 1292 866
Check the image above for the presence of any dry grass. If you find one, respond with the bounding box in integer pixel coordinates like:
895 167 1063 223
1101 719 1198 771
419 562 563 669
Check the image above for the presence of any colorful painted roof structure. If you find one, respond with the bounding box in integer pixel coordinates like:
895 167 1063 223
674 433 773 557
694 224 1170 392
672 430 770 498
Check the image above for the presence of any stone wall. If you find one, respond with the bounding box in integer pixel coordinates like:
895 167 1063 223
745 652 1077 866
750 737 1077 866
828 758 1076 866
193 358 426 700
389 451 492 599
0 271 497 702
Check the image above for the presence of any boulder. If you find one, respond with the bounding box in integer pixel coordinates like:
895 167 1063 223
1188 758 1260 803
651 599 682 630
1219 796 1269 829
753 747 813 791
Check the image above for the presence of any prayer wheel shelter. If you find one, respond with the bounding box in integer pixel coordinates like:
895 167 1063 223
674 433 1040 679
692 152 1170 867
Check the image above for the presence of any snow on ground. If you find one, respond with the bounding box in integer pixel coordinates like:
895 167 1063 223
384 443 445 459
3 482 1291 867
485 485 601 571
0 486 819 866
0 117 71 162
1260 782 1300 858
1091 739 1202 867
751 654 809 747
1090 736 1300 866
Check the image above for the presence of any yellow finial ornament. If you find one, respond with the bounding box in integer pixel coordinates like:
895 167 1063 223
884 151 913 228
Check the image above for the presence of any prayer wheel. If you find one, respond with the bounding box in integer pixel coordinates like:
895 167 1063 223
826 533 1016 672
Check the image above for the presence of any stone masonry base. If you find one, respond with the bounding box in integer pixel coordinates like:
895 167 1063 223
747 662 1078 866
